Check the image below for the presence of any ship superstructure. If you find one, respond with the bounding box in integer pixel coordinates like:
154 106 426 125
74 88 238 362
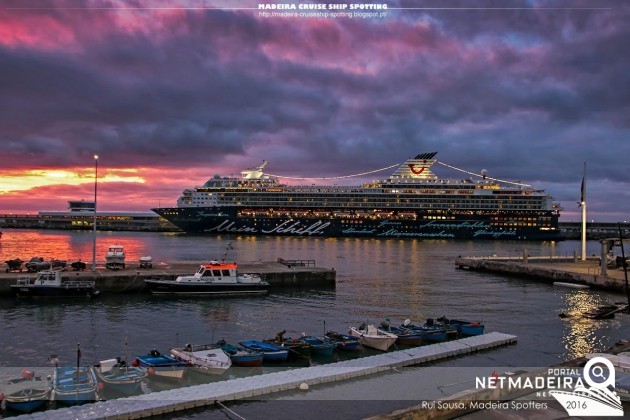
153 153 562 240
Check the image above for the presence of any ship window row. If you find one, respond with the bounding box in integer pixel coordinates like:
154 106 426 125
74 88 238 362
202 193 545 204
194 196 545 209
209 192 545 202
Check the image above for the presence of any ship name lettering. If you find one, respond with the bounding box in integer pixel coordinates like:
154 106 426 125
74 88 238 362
378 221 402 227
473 229 517 238
342 227 376 234
206 220 259 233
378 229 455 238
262 220 330 235
420 220 490 229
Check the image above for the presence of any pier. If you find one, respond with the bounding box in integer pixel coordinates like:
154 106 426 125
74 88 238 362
0 259 336 296
13 332 517 420
455 254 628 293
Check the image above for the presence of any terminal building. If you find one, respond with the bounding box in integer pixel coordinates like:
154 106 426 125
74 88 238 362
0 200 179 232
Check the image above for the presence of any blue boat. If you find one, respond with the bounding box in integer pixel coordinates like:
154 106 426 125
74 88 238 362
437 317 485 336
94 358 147 395
401 320 448 343
264 333 311 359
380 323 424 347
324 331 361 352
217 340 263 367
52 366 98 405
1 369 50 413
135 349 188 381
298 335 335 356
239 340 289 362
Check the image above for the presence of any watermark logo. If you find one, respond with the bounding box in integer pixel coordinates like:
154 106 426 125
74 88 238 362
549 356 624 416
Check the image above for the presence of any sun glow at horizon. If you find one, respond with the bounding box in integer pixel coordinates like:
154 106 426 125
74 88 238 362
0 168 146 193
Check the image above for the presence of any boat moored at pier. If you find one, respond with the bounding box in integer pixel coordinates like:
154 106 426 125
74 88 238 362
153 153 562 240
170 344 232 375
11 270 99 298
0 369 50 413
144 261 269 296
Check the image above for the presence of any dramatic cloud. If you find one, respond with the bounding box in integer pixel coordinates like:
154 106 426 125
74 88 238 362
0 0 627 220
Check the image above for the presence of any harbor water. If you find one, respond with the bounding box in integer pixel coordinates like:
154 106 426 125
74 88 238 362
0 229 628 418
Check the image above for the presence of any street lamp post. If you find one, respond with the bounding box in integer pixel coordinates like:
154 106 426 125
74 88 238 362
92 155 98 272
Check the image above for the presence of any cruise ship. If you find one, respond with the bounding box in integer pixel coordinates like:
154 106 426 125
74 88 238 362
153 153 562 240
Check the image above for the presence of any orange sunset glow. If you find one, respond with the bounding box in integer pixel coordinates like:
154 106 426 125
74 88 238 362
0 168 145 193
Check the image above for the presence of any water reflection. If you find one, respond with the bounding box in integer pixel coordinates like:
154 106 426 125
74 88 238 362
559 290 620 361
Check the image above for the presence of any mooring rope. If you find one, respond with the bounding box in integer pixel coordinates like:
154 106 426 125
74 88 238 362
216 401 247 420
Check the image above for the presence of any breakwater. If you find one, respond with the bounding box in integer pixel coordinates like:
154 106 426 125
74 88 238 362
0 259 336 296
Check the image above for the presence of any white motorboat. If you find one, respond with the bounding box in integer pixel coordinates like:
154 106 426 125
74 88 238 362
11 269 99 298
170 344 231 375
144 260 269 296
349 324 398 351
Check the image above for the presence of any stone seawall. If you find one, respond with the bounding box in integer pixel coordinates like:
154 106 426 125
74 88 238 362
455 258 626 292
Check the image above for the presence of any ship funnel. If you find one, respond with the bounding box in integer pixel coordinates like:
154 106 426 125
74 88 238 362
241 160 268 179
390 152 438 179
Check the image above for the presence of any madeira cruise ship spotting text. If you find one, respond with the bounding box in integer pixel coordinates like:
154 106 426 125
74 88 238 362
153 153 562 240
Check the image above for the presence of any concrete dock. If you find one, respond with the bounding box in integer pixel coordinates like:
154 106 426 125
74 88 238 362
455 255 629 293
0 259 336 296
12 332 517 420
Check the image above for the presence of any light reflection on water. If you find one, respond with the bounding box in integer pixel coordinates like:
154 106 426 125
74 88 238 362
560 291 624 361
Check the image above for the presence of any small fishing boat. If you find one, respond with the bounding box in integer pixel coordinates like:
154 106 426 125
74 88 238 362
217 340 264 367
170 344 231 375
0 369 50 413
94 358 147 395
323 331 361 352
11 269 99 298
239 340 289 362
298 335 335 356
380 322 424 347
436 317 485 337
52 366 98 405
135 349 187 381
263 330 311 359
348 324 398 352
582 304 625 320
402 320 449 343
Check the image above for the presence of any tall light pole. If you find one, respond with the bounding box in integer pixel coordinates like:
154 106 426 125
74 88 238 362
92 155 99 272
581 162 586 261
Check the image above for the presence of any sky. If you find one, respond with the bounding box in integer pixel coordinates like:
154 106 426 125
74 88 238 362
0 0 628 221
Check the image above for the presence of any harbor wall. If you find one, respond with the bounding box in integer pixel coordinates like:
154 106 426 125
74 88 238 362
0 260 336 297
454 257 627 292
